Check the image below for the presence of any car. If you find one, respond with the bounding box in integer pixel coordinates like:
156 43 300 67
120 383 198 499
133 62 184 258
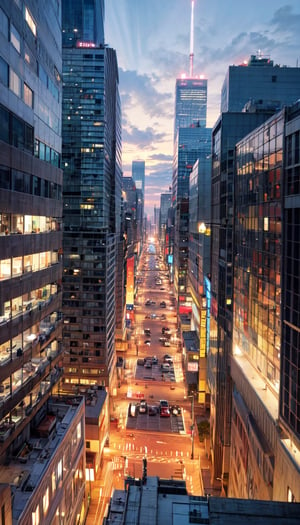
164 357 173 364
162 327 171 334
148 405 157 416
163 354 172 360
145 300 151 306
159 336 167 342
144 361 152 368
160 302 166 308
170 405 181 416
129 403 138 417
163 341 171 347
150 313 156 319
160 287 165 291
144 340 151 345
160 314 166 320
139 400 147 413
151 356 158 364
160 406 170 417
144 329 151 335
159 399 169 408
137 358 145 366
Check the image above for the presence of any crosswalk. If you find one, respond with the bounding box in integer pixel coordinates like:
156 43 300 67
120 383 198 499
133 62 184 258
110 440 191 460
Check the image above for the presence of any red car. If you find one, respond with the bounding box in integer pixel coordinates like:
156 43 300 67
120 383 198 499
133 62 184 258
160 406 170 417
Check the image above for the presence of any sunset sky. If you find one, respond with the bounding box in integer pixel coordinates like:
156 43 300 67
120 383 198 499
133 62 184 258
105 0 300 215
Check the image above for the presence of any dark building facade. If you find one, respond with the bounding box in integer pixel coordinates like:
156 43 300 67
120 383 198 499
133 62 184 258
61 0 122 391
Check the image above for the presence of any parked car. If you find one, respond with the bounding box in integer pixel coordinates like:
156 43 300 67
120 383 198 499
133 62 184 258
139 400 147 413
162 327 171 334
163 341 171 347
160 406 170 417
144 340 151 345
163 354 172 360
159 399 169 408
144 360 152 368
151 356 158 364
144 329 151 335
148 405 157 416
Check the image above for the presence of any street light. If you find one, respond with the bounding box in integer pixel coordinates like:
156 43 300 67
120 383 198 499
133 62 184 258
187 394 195 459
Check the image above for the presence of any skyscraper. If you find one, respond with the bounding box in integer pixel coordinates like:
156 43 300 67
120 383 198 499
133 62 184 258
221 54 300 113
230 104 300 501
0 1 86 522
132 160 145 197
62 0 122 391
208 55 300 498
174 77 207 139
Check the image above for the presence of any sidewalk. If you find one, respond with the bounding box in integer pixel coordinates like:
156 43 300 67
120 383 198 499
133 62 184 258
183 408 222 497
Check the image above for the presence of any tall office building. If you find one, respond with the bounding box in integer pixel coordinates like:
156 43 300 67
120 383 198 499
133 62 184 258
230 104 300 501
209 55 300 497
174 76 207 139
0 2 86 523
172 127 211 313
221 54 300 113
132 160 145 197
62 0 122 391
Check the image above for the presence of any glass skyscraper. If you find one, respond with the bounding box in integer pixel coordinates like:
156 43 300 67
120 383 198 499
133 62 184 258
174 77 207 140
62 0 122 391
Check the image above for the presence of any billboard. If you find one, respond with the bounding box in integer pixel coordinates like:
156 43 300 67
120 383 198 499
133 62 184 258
126 256 134 307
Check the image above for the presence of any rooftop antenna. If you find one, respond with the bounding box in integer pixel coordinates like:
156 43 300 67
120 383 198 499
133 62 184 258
189 0 194 77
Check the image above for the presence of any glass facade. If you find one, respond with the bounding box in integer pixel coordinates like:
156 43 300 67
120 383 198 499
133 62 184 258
174 78 207 139
62 0 122 389
281 103 300 439
233 111 284 389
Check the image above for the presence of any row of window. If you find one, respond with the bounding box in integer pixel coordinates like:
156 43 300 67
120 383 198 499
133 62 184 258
0 54 34 107
0 213 60 236
0 163 61 199
0 251 59 281
31 423 83 525
0 103 60 165
1 3 60 102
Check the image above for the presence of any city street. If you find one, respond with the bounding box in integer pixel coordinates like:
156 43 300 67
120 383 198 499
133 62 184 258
109 246 203 487
86 243 220 525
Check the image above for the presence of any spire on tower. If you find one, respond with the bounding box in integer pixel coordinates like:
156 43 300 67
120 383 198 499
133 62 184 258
189 0 195 77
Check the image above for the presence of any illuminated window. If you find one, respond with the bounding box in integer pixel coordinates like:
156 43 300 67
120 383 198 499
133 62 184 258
32 504 39 525
25 7 36 36
57 459 62 482
51 471 56 492
9 68 21 97
24 83 33 108
77 421 81 440
42 487 49 514
0 259 11 280
10 24 21 53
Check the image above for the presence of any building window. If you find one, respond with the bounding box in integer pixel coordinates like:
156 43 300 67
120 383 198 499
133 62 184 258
42 487 49 515
31 504 39 525
24 83 33 108
287 486 295 502
0 56 8 87
0 7 8 39
9 68 21 97
25 7 36 36
10 24 21 53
